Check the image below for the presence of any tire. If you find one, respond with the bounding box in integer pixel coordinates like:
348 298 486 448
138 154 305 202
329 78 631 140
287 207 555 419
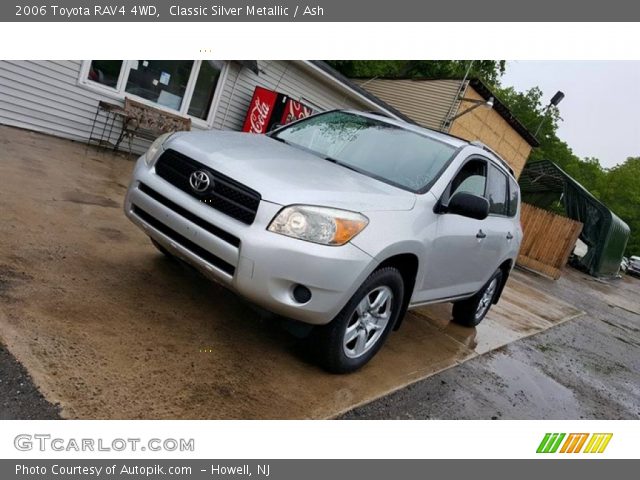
313 267 404 373
150 238 175 260
452 269 503 327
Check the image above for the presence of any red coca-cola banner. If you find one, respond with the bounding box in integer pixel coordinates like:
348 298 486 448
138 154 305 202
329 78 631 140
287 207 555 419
280 99 313 125
242 86 314 134
242 86 279 134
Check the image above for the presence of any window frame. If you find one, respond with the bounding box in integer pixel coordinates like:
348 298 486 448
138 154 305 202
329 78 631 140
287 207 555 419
439 155 489 209
77 60 229 128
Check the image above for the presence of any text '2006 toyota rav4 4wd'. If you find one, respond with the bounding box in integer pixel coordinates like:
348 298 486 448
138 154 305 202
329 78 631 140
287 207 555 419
124 110 523 372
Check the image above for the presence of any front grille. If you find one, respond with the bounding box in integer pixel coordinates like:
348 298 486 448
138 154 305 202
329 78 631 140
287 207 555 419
132 205 235 276
155 149 261 225
138 183 240 248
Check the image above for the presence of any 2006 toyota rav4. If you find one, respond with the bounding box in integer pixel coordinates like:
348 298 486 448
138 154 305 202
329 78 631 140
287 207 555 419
124 110 523 372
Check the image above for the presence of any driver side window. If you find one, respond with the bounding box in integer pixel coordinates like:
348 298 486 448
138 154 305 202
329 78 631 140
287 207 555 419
448 159 487 200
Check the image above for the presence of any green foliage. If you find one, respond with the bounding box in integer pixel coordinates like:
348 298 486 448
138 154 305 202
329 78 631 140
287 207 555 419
326 60 506 86
495 85 637 256
599 158 640 256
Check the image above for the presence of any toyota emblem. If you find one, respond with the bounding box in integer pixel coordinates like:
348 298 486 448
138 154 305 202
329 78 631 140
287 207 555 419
189 170 211 193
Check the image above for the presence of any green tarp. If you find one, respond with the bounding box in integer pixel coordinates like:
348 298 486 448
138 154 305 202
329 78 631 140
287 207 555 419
519 160 630 278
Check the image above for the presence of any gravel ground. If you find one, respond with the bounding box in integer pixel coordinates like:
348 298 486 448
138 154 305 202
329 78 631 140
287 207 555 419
0 343 60 419
342 269 640 419
3 267 637 420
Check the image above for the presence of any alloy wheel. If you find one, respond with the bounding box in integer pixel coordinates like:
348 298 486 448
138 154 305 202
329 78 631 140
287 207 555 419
475 277 498 321
343 286 394 359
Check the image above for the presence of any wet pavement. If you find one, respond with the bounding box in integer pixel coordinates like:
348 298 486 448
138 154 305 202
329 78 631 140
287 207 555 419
343 269 640 419
0 126 590 419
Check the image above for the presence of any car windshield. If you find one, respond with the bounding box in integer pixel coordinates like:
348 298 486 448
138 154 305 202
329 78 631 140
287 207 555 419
271 111 457 192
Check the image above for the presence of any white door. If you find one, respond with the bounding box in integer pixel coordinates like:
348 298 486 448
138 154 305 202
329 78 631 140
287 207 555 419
478 164 514 283
419 158 498 301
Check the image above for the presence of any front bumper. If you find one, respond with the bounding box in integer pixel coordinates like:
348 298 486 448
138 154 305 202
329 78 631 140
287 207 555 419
124 157 376 324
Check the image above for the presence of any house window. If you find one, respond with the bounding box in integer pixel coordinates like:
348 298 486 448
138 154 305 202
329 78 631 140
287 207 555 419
125 60 193 111
188 61 224 120
80 60 226 124
88 60 123 88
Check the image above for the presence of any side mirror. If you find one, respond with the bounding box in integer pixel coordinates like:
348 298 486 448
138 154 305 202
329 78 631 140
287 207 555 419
446 192 490 220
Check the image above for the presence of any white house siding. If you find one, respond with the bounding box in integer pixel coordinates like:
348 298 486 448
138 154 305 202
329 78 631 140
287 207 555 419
212 61 374 131
0 60 152 153
0 60 97 140
0 60 376 155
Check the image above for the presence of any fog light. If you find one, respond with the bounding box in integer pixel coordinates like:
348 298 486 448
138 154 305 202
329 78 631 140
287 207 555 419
292 284 312 304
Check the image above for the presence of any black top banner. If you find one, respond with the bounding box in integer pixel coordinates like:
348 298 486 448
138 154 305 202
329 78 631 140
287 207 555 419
6 0 640 21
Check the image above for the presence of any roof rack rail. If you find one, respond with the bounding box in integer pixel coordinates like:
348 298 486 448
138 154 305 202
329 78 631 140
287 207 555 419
469 140 515 176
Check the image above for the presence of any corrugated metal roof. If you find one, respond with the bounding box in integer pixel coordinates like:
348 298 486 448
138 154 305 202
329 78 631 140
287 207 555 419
353 78 463 131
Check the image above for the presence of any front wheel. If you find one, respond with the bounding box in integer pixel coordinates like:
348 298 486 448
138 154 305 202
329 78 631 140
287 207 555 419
452 270 503 327
313 267 404 373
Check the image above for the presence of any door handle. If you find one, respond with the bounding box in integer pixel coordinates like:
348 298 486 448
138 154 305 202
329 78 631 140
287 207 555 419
506 232 514 240
476 229 487 239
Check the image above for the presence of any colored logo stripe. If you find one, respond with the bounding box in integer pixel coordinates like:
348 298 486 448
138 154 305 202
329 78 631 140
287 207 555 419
560 433 589 453
537 433 612 453
583 433 613 453
537 433 566 453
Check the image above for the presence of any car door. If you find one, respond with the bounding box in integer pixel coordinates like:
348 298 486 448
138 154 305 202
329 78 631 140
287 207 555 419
418 157 496 302
479 163 514 280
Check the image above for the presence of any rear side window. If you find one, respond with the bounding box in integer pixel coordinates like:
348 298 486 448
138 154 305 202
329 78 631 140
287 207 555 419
486 164 508 215
508 177 519 217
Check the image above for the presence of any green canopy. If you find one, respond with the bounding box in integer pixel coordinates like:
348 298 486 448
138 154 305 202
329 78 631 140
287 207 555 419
519 160 630 278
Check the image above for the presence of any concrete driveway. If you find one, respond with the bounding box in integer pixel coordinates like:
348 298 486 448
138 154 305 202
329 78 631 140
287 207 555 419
0 126 583 419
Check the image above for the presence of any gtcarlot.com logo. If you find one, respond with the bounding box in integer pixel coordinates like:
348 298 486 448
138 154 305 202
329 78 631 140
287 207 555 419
14 434 195 452
536 433 613 454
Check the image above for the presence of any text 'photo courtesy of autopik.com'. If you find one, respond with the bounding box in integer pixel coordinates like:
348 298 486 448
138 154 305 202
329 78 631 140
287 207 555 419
0 0 639 478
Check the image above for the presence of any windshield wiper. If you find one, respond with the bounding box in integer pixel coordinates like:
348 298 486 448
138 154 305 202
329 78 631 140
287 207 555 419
270 136 290 145
323 156 361 175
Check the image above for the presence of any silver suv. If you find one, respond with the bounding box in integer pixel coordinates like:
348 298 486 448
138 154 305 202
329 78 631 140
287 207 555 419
124 110 523 372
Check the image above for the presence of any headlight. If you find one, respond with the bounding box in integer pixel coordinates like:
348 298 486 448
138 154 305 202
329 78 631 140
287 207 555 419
144 132 173 165
268 205 369 246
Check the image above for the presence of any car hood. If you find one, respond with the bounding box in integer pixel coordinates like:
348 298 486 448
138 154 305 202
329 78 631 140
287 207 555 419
164 131 416 212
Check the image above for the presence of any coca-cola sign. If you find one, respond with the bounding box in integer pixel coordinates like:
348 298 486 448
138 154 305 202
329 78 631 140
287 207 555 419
280 99 313 125
248 98 270 133
242 87 278 134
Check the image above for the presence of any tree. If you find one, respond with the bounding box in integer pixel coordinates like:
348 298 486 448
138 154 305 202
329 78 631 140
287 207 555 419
327 60 506 86
599 157 640 256
496 87 607 190
496 86 640 255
